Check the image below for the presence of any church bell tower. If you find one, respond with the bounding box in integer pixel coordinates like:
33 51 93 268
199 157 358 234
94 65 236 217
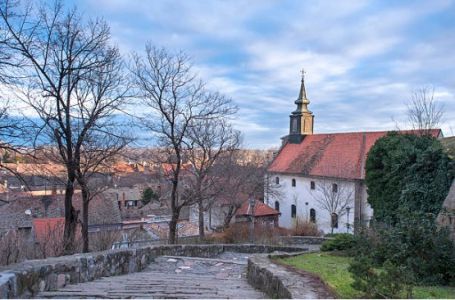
288 70 314 144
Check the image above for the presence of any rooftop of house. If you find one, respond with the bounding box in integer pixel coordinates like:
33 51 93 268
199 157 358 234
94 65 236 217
0 191 122 231
236 199 280 217
268 129 442 180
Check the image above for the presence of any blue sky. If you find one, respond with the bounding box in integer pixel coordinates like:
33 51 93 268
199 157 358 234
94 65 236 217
74 0 455 148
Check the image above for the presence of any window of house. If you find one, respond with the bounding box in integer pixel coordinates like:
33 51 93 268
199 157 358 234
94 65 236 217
291 205 296 218
292 178 296 187
117 201 121 210
332 183 338 193
275 177 280 185
310 208 316 223
310 181 315 190
275 201 280 212
331 213 338 228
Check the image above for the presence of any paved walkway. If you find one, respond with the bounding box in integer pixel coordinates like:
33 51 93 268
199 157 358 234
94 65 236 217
38 252 265 299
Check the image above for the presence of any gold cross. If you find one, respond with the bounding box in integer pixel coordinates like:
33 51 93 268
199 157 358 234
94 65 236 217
300 68 306 80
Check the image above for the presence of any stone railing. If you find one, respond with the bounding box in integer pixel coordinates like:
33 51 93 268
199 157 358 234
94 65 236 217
0 244 307 298
247 252 332 299
278 236 330 245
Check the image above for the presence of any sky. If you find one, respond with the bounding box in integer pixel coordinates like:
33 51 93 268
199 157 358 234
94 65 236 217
72 0 455 149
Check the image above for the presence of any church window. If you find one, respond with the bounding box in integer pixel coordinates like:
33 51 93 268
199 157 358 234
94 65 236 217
332 183 338 193
291 205 297 218
310 181 315 190
310 208 316 223
275 177 280 184
291 118 298 132
292 178 296 187
275 201 280 212
331 213 338 228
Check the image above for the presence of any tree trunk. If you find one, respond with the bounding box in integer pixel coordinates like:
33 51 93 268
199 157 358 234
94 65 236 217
81 186 89 253
223 206 235 229
198 201 205 240
168 168 180 244
63 180 77 254
168 211 179 244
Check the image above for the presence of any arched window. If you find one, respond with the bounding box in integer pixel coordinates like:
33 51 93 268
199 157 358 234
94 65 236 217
275 177 280 184
292 178 296 187
332 183 338 193
310 208 316 223
291 205 296 218
331 213 338 228
275 201 280 212
310 181 315 190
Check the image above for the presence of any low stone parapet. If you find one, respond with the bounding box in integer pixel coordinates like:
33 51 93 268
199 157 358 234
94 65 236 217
247 252 334 299
278 236 330 245
0 244 306 298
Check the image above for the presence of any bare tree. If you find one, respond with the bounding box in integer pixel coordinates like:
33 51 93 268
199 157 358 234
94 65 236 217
311 179 353 234
132 45 236 244
90 229 121 252
77 133 131 253
0 4 28 179
0 0 130 253
183 118 240 239
221 150 280 228
35 220 65 259
407 87 444 134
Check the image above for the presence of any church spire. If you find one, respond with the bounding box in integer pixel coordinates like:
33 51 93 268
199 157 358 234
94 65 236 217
288 69 314 143
294 69 311 114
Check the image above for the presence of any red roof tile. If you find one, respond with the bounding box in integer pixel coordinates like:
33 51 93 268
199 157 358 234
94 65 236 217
236 200 280 217
33 217 64 242
268 129 441 180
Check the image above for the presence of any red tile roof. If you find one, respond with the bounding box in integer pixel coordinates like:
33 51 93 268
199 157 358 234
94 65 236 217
268 129 442 180
32 217 64 242
236 200 280 217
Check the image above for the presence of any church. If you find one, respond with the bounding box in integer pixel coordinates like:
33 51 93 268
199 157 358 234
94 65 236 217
265 73 442 234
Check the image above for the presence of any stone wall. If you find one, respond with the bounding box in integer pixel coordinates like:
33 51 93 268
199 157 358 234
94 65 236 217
278 236 330 245
247 252 333 299
0 244 306 298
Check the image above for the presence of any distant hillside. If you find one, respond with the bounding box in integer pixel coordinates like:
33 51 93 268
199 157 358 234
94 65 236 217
441 136 455 159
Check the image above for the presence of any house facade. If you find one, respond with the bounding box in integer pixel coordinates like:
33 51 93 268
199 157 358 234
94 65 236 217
266 73 442 234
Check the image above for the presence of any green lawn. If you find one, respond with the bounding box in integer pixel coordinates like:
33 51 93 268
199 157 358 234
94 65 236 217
277 252 455 299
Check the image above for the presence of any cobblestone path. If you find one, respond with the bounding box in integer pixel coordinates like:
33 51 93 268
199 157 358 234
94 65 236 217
38 252 265 299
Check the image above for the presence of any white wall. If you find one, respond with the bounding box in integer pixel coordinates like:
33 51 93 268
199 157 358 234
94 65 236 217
266 174 359 234
189 204 227 230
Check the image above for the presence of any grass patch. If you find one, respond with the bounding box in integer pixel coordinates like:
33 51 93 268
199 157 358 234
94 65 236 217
277 252 455 299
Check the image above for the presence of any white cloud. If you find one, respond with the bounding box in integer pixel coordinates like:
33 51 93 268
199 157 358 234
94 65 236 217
76 0 455 147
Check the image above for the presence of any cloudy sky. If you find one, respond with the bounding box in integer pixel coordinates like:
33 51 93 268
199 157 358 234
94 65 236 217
74 0 455 148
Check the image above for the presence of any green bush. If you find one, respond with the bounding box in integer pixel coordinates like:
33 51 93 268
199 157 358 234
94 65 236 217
351 214 455 288
141 187 158 205
365 132 453 224
349 257 414 298
321 233 356 252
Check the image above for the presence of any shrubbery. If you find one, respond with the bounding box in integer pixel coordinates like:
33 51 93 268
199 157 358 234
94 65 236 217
320 233 356 252
292 217 321 236
349 257 414 298
349 214 455 298
365 133 453 224
347 132 455 297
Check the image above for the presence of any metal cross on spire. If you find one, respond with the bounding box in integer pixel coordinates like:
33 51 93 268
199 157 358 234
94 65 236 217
300 68 306 80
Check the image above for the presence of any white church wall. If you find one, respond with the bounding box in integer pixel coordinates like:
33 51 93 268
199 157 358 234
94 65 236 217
361 185 373 226
266 174 357 234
